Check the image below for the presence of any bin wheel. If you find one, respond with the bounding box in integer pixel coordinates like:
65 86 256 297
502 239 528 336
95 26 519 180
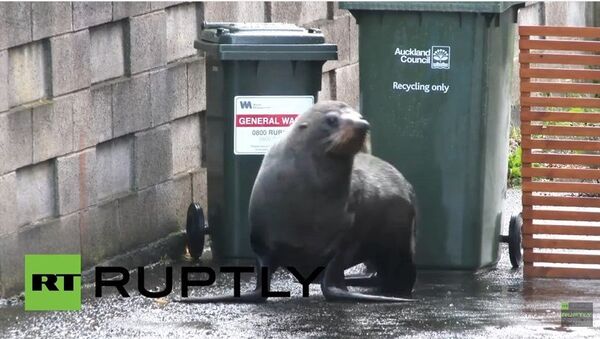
508 213 523 269
186 203 206 259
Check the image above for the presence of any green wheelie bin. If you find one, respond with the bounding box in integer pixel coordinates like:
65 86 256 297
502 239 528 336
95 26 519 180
187 22 337 263
340 2 523 269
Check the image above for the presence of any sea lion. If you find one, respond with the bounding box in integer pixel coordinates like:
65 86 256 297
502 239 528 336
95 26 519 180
181 100 417 303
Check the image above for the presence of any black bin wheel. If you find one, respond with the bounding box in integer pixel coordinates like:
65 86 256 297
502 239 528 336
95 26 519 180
508 213 523 269
186 203 206 259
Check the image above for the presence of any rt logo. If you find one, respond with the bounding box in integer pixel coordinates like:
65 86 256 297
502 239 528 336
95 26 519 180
25 254 81 311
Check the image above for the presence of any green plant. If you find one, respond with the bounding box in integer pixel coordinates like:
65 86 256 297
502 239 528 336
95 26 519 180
508 146 522 187
509 126 521 142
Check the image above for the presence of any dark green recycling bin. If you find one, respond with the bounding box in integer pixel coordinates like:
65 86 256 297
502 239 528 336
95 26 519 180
194 23 337 262
340 2 522 269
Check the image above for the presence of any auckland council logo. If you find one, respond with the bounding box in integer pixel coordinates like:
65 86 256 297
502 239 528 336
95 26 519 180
394 45 451 70
431 46 451 70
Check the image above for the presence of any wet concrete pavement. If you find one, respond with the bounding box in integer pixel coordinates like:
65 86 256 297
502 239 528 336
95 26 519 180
1 189 599 338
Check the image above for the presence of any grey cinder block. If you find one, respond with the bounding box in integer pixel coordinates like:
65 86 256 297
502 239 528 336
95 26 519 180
79 200 121 267
0 109 32 175
191 168 208 214
152 2 184 10
270 2 328 24
202 1 236 21
335 63 359 109
0 172 18 237
0 50 7 112
318 70 333 102
73 88 112 150
91 86 113 145
73 2 112 30
117 187 158 249
187 58 206 114
113 2 152 21
0 230 20 297
118 177 187 251
56 148 97 216
156 175 192 233
518 2 544 26
129 11 167 74
204 1 264 22
35 213 81 254
112 74 151 137
171 114 201 175
51 30 91 96
166 3 198 62
16 161 55 226
32 2 72 41
150 63 188 125
334 2 349 18
545 2 587 27
0 3 32 50
32 96 74 163
8 41 48 107
349 15 358 63
238 1 266 22
90 21 125 83
317 15 351 72
134 125 172 189
96 136 133 201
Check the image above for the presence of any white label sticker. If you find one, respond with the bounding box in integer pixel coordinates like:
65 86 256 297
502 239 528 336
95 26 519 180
234 95 314 155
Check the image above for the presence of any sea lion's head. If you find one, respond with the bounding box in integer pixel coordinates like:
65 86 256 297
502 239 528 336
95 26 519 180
293 101 370 157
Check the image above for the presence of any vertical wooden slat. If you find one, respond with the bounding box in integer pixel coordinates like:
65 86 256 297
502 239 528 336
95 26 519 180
520 32 533 271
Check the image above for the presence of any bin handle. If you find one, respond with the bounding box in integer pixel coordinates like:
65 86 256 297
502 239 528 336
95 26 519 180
201 21 236 30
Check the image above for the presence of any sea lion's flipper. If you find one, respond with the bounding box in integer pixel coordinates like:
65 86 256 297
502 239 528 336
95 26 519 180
344 261 379 286
344 273 379 287
322 250 414 303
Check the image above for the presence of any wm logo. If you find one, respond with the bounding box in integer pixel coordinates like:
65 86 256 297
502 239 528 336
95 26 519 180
25 254 81 311
240 101 253 109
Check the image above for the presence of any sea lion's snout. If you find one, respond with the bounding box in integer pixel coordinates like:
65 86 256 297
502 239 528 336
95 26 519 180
326 109 370 156
353 119 370 134
339 106 369 133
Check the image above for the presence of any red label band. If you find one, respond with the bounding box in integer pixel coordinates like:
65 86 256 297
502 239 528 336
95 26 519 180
236 114 298 127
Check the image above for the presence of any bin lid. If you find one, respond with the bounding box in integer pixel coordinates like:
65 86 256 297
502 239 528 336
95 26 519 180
339 1 523 13
195 22 338 61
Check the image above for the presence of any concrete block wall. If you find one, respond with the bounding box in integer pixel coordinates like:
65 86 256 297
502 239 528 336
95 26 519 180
0 1 359 297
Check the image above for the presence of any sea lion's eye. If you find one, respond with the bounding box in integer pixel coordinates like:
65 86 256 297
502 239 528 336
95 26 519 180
325 114 339 128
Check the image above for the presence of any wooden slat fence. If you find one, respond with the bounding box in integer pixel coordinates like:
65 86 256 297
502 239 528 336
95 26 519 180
520 25 600 279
